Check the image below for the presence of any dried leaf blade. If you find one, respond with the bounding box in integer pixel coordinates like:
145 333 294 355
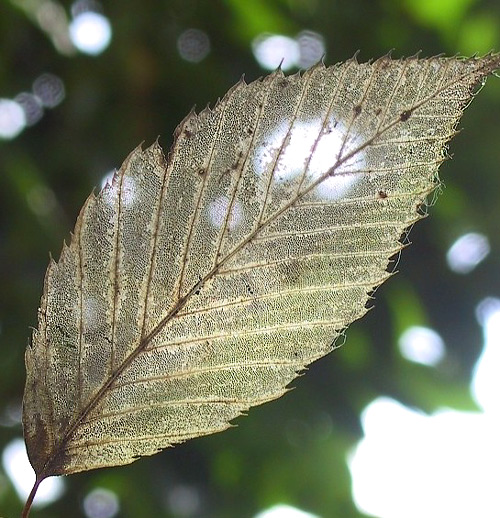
23 55 500 490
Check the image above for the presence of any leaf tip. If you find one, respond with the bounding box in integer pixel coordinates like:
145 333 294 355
348 49 361 64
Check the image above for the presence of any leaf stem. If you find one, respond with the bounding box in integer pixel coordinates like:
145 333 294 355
21 477 42 518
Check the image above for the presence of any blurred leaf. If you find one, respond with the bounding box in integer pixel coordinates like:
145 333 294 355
404 0 477 32
223 0 295 41
459 13 499 54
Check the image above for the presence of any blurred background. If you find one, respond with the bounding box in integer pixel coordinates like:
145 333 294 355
1 0 500 517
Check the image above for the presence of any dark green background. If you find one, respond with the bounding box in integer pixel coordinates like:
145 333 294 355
1 0 499 516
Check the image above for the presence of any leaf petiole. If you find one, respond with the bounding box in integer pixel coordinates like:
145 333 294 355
21 477 42 518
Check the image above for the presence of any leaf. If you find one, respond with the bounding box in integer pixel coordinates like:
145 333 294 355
22 54 500 512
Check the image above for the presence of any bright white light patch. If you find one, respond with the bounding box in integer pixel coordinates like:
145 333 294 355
446 232 490 274
254 504 319 518
69 12 112 55
101 174 136 208
252 34 300 71
100 170 116 190
83 297 107 335
254 119 364 200
207 196 243 230
253 31 326 71
398 326 445 366
349 398 500 518
349 298 500 518
2 438 64 507
0 98 26 139
83 488 120 518
472 301 500 413
474 296 500 327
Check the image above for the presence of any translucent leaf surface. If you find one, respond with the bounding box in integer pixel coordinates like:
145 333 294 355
22 55 500 504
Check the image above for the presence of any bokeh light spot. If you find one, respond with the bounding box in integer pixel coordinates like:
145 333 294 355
446 232 490 274
2 438 64 507
254 504 319 518
296 30 325 68
0 400 22 428
252 31 326 71
27 184 58 219
15 93 44 126
83 487 120 518
398 326 445 366
165 484 201 516
475 296 500 327
33 73 65 108
0 99 26 139
177 29 211 63
252 34 300 71
69 11 112 55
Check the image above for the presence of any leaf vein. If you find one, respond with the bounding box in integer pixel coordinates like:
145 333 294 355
109 359 306 392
